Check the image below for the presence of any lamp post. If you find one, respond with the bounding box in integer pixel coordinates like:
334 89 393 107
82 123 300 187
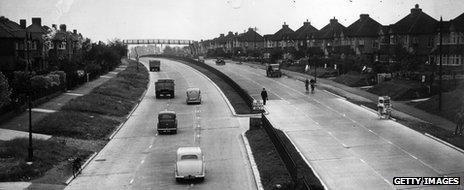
135 46 139 71
438 17 443 111
25 30 33 165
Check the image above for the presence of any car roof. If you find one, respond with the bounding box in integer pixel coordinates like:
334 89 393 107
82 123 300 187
157 78 173 81
159 110 176 115
177 147 202 155
187 87 200 92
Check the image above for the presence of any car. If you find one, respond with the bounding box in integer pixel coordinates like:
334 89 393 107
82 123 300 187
157 110 177 134
186 88 201 104
215 58 225 65
175 147 205 182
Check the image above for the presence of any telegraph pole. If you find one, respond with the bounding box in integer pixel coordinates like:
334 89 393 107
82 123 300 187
438 17 443 111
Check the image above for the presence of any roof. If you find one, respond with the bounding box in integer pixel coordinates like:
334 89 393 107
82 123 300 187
0 16 25 38
177 147 202 156
271 23 294 41
316 18 346 39
346 14 382 37
187 87 200 92
159 110 176 115
451 12 464 32
237 28 263 42
391 4 438 35
293 21 319 40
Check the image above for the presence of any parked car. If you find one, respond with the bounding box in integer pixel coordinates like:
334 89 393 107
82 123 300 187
157 110 177 134
198 56 205 63
155 78 175 98
186 88 201 104
175 147 205 182
215 58 225 65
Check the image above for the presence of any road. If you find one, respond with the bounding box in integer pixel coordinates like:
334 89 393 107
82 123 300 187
66 58 256 190
205 59 464 190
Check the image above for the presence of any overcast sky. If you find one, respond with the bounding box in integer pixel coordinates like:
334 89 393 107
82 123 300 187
1 0 464 42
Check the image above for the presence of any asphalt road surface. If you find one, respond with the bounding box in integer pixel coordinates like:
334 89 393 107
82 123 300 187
206 59 464 190
65 58 256 190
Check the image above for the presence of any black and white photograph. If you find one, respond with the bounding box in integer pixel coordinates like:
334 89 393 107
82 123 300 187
1 0 464 189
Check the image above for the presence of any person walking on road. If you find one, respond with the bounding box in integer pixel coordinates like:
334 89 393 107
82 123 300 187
309 78 316 94
455 111 464 136
305 78 310 93
261 88 268 105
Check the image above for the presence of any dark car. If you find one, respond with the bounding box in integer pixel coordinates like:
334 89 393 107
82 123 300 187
157 110 177 134
215 58 225 65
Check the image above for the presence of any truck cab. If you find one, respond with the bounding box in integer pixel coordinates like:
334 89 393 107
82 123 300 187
149 60 161 72
157 110 177 134
266 63 282 77
155 78 175 98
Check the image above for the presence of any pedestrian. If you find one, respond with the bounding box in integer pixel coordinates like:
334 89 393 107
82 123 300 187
309 78 316 94
261 88 268 105
305 78 309 93
455 111 464 136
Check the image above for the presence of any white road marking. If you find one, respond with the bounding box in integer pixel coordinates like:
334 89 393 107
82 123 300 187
149 145 152 149
65 92 84 96
31 108 56 113
129 179 134 184
109 71 118 74
141 159 145 164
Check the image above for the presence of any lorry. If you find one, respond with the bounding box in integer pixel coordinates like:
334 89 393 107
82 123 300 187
266 63 282 77
155 78 175 98
157 110 177 134
149 60 161 72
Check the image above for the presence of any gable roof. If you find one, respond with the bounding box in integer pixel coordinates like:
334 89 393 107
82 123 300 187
238 28 263 42
391 4 438 35
346 14 382 37
316 17 346 39
271 23 294 41
293 20 318 40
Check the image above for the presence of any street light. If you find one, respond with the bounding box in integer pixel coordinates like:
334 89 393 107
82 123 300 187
25 30 33 165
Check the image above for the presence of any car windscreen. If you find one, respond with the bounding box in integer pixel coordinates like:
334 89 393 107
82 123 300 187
159 114 174 119
181 155 198 160
187 90 199 96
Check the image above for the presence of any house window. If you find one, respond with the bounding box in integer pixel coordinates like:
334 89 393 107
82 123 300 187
58 42 66 50
15 42 19 50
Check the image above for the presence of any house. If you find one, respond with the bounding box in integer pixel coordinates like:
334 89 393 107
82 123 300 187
388 4 437 60
292 19 319 51
315 17 348 57
0 16 25 73
25 17 48 70
270 22 295 49
224 31 236 53
430 13 464 67
235 28 264 54
345 14 382 56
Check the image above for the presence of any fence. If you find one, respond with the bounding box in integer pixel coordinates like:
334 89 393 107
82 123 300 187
261 113 312 190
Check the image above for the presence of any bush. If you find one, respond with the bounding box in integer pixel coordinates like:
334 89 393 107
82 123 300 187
0 72 12 108
85 63 102 75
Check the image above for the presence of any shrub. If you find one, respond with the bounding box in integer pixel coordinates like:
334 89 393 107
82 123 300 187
0 72 12 108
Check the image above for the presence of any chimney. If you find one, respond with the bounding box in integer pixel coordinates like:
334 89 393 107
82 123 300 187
235 32 238 35
73 29 77 34
220 33 224 37
20 19 26 29
52 24 57 30
248 28 254 32
31 17 41 26
59 24 66 31
411 4 422 14
228 31 233 35
304 19 310 25
330 17 338 24
360 14 369 19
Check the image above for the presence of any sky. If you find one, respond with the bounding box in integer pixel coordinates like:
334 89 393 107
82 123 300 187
1 0 464 42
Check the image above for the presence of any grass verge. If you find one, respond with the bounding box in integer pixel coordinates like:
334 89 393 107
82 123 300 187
0 138 92 182
245 128 293 190
34 60 149 139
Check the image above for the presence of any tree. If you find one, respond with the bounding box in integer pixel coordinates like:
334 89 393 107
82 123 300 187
0 72 12 108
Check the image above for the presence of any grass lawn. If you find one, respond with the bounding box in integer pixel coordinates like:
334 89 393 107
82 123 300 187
0 138 92 182
367 80 429 100
333 72 374 87
415 84 464 123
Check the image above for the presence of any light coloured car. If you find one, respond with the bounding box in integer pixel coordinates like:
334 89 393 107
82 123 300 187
175 147 205 182
186 88 201 104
